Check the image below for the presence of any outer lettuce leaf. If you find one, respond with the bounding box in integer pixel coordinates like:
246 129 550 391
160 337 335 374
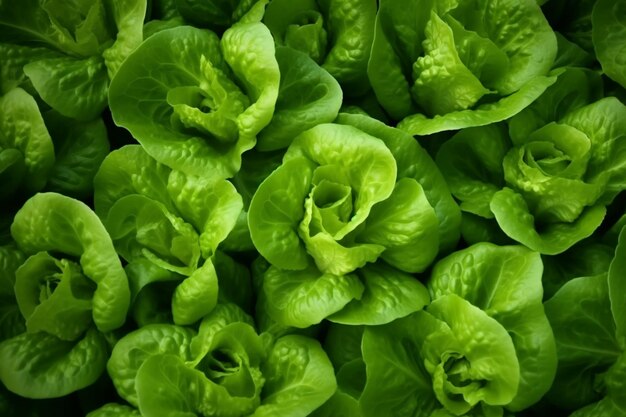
252 335 336 417
552 32 596 69
11 193 130 333
109 24 279 178
545 228 626 414
261 265 364 328
609 227 626 345
397 74 558 135
592 0 626 89
360 310 436 417
542 240 615 299
102 0 148 78
250 121 442 327
327 263 429 326
336 112 461 254
369 0 558 134
256 46 343 151
559 98 626 203
42 110 109 199
23 55 109 121
0 245 26 343
190 303 256 358
107 324 196 407
545 274 620 409
0 44 61 94
571 396 626 417
437 68 626 254
95 145 242 325
436 124 508 219
248 156 316 271
0 88 54 201
0 0 146 120
0 328 108 399
428 243 557 411
264 0 376 95
0 0 111 56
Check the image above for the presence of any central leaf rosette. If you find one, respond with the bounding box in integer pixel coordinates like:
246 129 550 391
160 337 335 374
263 0 377 96
501 122 602 224
248 121 445 328
107 304 336 417
108 20 280 178
249 123 437 276
94 145 244 326
436 68 626 254
360 244 557 417
368 0 558 135
0 193 130 399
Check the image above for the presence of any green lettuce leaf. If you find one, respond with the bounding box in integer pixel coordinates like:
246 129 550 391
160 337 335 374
109 23 279 178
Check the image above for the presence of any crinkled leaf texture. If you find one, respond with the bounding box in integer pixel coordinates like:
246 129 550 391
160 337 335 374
109 23 279 178
264 0 377 96
94 145 243 325
108 304 335 417
545 226 626 413
42 110 110 199
0 328 108 399
10 192 130 333
437 68 626 254
368 0 558 134
0 88 54 202
592 0 626 89
0 0 146 120
428 243 557 411
360 243 556 417
249 121 439 327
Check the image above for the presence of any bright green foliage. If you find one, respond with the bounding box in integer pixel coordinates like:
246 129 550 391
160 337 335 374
0 0 146 119
108 303 336 417
0 87 109 206
544 226 626 416
0 88 54 203
264 0 376 96
256 46 343 151
108 22 279 178
94 145 243 325
2 1 626 415
360 243 556 416
0 328 108 399
249 120 448 327
0 193 126 398
11 193 130 332
368 0 558 134
437 68 626 254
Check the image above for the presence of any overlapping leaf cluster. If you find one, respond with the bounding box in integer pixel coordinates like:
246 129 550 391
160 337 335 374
1 0 625 416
